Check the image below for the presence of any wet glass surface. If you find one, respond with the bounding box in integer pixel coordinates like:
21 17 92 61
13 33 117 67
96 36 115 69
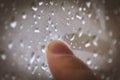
0 0 120 80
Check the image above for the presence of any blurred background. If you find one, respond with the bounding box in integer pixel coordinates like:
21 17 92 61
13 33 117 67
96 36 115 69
0 0 120 80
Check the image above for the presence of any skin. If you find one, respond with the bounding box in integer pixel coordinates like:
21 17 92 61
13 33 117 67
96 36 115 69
47 40 97 80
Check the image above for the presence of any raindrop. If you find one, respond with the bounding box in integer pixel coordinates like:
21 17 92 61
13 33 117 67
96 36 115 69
61 2 65 11
78 7 82 11
34 20 38 24
51 11 55 16
38 73 41 76
71 16 74 20
82 20 86 25
32 65 38 75
41 63 48 72
11 75 16 80
68 10 71 15
34 28 40 33
28 45 32 49
88 13 92 18
1 54 6 60
20 42 24 48
78 28 83 37
93 53 98 58
32 6 38 12
94 66 98 70
108 31 113 37
41 45 46 53
66 22 70 26
86 1 91 8
105 16 110 21
38 15 41 20
10 21 17 29
33 14 37 18
27 64 32 70
86 59 92 65
76 14 82 20
30 52 36 64
108 58 112 63
8 43 13 49
70 34 75 41
92 36 98 47
50 1 54 6
22 13 27 20
54 27 58 32
108 49 113 55
83 7 87 11
48 18 52 24
39 1 44 6
45 25 49 30
36 56 41 62
85 42 91 48
40 10 44 13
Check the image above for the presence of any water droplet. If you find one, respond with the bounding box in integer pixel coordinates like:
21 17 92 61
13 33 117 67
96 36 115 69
78 7 82 11
10 21 17 29
32 65 38 75
93 53 98 58
83 7 87 11
108 31 113 37
20 41 24 48
41 63 48 72
86 59 92 65
68 10 71 15
38 15 41 20
86 1 91 8
40 10 44 13
34 28 40 33
78 28 83 37
70 34 75 41
50 1 54 6
27 64 32 70
32 6 38 12
8 43 13 49
66 22 70 26
28 45 32 49
1 54 6 60
38 73 41 76
51 11 55 16
11 75 16 80
22 13 27 19
105 16 110 21
33 14 37 18
39 1 44 6
108 49 113 55
45 25 49 30
88 13 92 18
41 45 46 53
48 18 52 24
85 42 91 48
61 2 65 11
82 20 86 25
71 16 74 20
30 52 36 64
76 14 82 20
54 27 58 32
108 58 112 63
94 66 98 70
36 56 41 62
92 36 98 46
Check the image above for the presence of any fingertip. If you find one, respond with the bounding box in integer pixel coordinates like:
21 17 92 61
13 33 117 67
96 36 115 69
47 40 73 55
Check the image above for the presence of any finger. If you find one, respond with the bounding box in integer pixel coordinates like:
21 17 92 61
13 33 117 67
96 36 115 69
47 40 97 80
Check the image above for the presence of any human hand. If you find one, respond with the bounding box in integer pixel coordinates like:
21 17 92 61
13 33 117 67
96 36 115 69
47 40 97 80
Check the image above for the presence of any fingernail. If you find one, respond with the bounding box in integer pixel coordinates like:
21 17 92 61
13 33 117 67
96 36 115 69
47 40 73 55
